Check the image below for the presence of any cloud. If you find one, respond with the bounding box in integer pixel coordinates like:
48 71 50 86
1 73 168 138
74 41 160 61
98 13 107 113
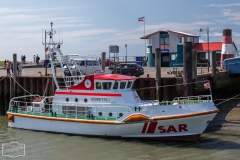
0 6 87 14
207 3 240 7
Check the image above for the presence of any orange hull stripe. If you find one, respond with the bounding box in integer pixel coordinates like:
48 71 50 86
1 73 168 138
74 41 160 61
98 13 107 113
153 110 219 121
8 114 14 122
124 114 149 122
14 113 116 124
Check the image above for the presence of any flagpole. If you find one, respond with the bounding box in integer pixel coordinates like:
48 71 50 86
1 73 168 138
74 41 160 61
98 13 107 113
144 16 146 57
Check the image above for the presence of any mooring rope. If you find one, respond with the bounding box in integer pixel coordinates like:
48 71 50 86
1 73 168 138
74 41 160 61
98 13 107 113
214 94 240 106
10 76 32 95
135 80 209 90
0 75 8 82
43 78 50 97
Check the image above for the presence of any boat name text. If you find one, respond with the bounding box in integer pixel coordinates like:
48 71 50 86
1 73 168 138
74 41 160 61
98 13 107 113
91 97 110 102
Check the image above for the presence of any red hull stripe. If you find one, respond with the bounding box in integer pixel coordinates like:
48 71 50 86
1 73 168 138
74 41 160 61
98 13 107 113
147 122 158 133
55 91 122 97
142 122 148 133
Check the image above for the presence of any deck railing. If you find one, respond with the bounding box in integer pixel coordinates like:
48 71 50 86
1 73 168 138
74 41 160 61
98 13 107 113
9 95 133 121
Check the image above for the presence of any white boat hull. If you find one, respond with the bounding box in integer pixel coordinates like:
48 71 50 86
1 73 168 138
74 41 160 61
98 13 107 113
8 113 217 141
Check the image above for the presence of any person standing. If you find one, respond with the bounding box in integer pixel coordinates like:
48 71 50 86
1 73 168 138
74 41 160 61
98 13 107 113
10 61 13 74
36 54 40 64
23 55 26 64
18 62 22 76
33 55 36 63
4 59 6 68
6 60 11 76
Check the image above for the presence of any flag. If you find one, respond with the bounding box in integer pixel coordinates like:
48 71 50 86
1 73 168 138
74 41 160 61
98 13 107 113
138 17 144 22
45 47 49 53
204 82 210 89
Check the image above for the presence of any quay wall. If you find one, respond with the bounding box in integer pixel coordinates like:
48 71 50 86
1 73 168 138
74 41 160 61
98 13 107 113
0 71 240 116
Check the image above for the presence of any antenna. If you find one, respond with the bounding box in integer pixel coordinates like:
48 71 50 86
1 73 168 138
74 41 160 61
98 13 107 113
61 28 63 43
42 28 43 45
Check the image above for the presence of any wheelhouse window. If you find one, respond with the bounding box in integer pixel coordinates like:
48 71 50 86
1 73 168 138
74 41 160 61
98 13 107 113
127 81 132 88
113 82 118 89
102 82 112 90
120 82 126 89
96 82 102 89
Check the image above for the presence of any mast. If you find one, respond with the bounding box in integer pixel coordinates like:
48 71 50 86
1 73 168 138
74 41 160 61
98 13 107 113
42 22 63 89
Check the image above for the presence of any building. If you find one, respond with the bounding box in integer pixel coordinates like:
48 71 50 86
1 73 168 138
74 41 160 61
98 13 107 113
141 30 200 67
140 29 238 67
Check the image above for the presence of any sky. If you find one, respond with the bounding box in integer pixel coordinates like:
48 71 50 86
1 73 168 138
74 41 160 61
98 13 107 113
1 0 240 61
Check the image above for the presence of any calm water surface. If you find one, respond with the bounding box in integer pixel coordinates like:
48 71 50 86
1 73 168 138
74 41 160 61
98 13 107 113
0 116 240 160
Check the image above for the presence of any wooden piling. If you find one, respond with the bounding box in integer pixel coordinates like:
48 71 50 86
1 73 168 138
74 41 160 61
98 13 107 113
183 42 193 96
101 52 106 71
211 50 217 82
155 48 161 100
192 50 197 80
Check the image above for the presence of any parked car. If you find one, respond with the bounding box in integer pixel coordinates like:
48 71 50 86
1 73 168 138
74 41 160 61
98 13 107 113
99 59 114 66
64 59 101 75
111 63 144 77
42 60 51 67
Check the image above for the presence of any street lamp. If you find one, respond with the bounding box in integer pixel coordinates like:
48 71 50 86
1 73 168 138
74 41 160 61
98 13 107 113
125 44 127 62
199 27 210 72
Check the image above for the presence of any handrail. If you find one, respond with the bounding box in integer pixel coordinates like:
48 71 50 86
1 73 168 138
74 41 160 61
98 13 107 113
9 99 133 120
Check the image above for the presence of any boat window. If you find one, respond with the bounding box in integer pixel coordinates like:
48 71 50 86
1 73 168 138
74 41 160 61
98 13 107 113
113 82 118 89
96 82 102 89
120 82 126 89
86 61 92 66
102 82 112 90
93 61 99 66
127 81 132 88
80 61 85 66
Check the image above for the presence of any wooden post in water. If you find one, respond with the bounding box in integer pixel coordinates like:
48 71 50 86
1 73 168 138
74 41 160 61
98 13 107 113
192 49 197 95
13 54 17 78
13 54 17 98
101 52 106 71
192 50 197 81
155 48 161 100
4 78 8 114
183 42 193 96
211 50 217 83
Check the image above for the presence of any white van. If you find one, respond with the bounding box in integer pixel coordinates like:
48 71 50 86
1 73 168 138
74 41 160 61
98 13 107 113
74 59 101 75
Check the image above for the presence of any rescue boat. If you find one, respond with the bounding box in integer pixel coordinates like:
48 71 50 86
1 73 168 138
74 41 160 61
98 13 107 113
7 23 219 141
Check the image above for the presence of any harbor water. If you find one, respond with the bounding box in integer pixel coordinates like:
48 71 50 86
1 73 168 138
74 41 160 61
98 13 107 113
0 116 240 160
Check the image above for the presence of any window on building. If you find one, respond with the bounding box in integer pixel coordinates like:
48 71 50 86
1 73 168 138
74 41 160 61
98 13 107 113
178 37 182 43
184 37 188 42
162 56 170 62
171 53 177 61
147 39 152 45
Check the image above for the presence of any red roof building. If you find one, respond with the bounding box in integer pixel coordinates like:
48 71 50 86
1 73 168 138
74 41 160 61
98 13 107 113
192 42 222 52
